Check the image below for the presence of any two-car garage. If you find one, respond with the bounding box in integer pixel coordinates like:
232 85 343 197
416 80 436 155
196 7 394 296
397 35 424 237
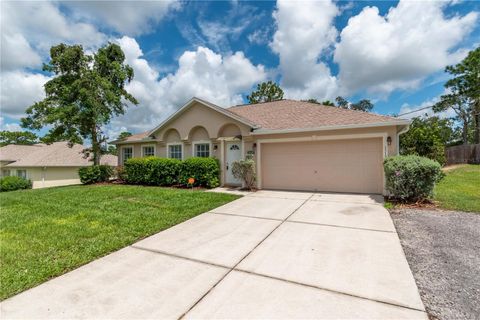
259 137 385 194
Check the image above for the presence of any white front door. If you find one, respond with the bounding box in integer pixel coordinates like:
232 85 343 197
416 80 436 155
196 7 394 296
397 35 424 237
226 141 242 185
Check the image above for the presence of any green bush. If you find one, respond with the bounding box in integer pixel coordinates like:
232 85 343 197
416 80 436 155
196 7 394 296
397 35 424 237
0 176 32 192
232 159 256 190
124 157 181 186
384 155 444 202
78 165 113 184
180 157 220 188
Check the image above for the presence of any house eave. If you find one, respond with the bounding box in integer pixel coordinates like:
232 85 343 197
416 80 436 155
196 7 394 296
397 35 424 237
250 120 412 136
109 137 155 145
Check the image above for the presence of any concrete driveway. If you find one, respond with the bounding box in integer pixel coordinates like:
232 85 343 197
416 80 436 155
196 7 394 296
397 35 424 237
1 190 427 319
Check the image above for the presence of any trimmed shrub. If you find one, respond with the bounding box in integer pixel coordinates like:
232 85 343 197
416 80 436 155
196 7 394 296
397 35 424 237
124 157 181 186
0 176 32 192
384 155 444 202
78 165 113 184
180 157 220 188
232 159 256 190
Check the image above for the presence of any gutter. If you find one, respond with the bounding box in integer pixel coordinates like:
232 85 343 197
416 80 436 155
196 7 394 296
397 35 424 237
250 120 411 135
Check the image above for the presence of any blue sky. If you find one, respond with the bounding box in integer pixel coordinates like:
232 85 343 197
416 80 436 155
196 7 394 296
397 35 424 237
1 0 479 138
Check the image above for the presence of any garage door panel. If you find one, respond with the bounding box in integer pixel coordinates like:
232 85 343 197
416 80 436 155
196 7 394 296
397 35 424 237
261 138 383 194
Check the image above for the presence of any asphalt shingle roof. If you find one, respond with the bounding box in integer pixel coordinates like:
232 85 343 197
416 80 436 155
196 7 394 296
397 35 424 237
0 142 117 167
228 99 400 131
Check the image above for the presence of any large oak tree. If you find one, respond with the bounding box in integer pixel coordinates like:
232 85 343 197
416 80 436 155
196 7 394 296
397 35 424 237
21 43 138 164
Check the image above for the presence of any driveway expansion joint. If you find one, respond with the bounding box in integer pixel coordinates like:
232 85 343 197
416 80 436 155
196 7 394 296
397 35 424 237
233 268 426 314
132 242 425 315
129 245 231 270
210 211 283 222
178 194 315 319
211 211 395 233
285 219 395 233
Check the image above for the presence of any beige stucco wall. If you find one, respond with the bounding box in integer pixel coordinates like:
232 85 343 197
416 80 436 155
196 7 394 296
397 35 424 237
153 102 251 140
1 167 82 189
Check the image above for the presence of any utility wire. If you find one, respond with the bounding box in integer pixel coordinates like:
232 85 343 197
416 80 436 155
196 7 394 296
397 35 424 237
396 105 433 117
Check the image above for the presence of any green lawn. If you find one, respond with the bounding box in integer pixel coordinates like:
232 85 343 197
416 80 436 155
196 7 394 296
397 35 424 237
434 165 480 213
0 185 239 300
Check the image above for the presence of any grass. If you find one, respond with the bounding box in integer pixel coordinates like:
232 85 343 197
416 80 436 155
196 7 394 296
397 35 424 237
434 164 480 213
0 184 239 300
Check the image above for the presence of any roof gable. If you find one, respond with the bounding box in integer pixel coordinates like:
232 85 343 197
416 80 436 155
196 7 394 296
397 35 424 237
148 97 256 138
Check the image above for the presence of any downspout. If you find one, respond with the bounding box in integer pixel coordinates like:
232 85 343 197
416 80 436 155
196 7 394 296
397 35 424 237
42 167 46 188
396 124 410 156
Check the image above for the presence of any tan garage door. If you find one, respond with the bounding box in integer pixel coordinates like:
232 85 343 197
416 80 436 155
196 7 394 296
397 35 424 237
261 138 384 194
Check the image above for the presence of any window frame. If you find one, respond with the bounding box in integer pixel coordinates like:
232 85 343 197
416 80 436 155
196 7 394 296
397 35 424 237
121 146 134 165
16 169 27 179
2 169 11 177
141 144 156 157
192 141 212 158
167 143 183 160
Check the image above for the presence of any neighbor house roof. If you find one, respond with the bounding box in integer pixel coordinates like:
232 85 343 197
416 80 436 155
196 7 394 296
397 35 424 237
0 142 117 167
228 100 408 133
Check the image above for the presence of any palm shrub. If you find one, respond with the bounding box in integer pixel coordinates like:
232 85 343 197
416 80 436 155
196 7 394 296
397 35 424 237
180 157 220 188
232 158 256 189
0 176 32 192
124 157 181 186
78 165 113 184
384 155 444 202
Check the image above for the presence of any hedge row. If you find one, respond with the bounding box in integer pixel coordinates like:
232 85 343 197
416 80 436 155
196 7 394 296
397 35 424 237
124 156 220 188
0 176 32 192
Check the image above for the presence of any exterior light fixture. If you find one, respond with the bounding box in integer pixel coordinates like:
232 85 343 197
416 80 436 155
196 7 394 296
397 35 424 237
387 136 392 145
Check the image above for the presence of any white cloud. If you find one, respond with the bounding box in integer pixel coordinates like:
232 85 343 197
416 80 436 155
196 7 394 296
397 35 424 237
0 1 106 70
196 1 263 52
271 0 340 100
0 71 51 118
248 28 271 45
1 33 41 71
334 0 478 95
112 37 266 132
64 0 180 36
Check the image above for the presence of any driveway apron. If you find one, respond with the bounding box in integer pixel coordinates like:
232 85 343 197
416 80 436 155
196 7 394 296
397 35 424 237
1 190 426 319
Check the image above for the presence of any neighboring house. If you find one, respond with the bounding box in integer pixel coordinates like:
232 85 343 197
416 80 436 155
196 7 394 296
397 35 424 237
110 98 410 194
0 142 117 189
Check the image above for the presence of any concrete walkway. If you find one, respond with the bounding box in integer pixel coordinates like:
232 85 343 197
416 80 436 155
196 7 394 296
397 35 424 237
1 190 427 319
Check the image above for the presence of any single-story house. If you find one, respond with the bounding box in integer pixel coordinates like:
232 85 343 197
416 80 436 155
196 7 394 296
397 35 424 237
110 98 410 194
0 142 117 189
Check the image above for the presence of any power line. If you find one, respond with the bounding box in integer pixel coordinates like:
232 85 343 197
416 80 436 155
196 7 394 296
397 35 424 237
397 105 433 117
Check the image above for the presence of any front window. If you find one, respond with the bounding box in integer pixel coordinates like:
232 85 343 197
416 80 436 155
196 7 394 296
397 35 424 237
16 170 27 179
168 144 182 160
2 169 11 177
122 147 133 164
142 146 155 157
195 143 210 157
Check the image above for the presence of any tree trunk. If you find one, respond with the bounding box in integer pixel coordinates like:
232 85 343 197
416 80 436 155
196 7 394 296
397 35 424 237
474 100 480 144
462 118 469 145
91 126 100 165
